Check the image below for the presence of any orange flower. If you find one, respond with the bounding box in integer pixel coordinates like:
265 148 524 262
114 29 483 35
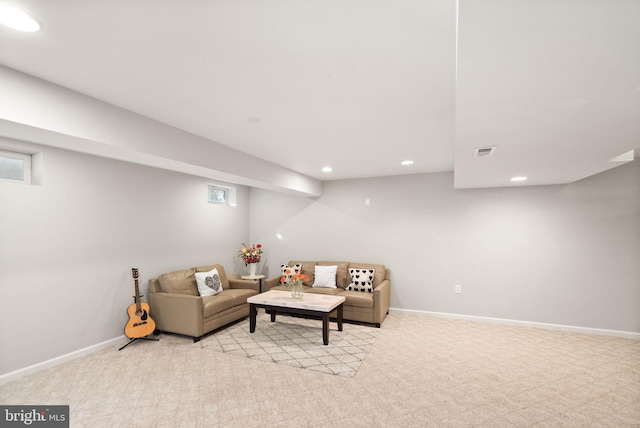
291 273 309 283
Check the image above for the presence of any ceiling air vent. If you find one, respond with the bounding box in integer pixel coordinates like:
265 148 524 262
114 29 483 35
473 146 497 157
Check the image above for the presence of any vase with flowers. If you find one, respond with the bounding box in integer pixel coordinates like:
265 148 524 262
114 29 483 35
238 243 263 277
280 270 309 299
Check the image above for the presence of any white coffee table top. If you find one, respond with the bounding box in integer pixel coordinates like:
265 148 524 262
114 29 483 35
247 290 345 312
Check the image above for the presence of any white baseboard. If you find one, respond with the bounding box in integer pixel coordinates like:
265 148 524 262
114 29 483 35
389 308 640 340
0 335 126 385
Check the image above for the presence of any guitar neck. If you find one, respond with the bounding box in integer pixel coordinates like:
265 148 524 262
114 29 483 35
134 278 141 312
132 268 142 312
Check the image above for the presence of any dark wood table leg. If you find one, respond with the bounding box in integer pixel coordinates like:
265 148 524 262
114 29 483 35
249 304 257 333
322 313 330 345
337 304 343 332
270 309 277 322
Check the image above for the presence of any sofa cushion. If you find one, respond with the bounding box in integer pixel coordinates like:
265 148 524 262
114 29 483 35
195 268 223 297
195 264 230 289
312 265 338 288
202 292 236 318
348 263 386 287
158 268 198 296
279 263 302 285
346 268 375 292
223 288 257 306
318 261 349 288
305 287 342 296
289 261 317 286
340 290 374 308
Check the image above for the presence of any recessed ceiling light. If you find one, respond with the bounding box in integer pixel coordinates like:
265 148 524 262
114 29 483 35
473 146 497 157
401 160 414 166
0 6 40 32
510 176 527 182
321 166 333 173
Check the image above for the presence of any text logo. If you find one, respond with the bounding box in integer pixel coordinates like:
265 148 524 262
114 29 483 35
1 406 68 427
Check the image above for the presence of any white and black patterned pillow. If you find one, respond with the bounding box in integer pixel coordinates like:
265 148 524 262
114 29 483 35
205 274 222 293
346 268 375 293
195 268 223 296
279 263 302 285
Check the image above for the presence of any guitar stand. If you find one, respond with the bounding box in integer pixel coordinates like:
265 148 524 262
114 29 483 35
119 290 160 351
118 334 160 351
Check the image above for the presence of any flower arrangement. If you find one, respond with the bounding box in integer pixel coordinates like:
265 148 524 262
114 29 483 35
280 270 309 288
237 243 263 265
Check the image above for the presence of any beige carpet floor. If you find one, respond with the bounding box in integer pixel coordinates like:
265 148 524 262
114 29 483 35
1 313 639 427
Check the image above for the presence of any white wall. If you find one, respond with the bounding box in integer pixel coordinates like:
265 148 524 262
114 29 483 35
250 161 640 333
0 142 250 376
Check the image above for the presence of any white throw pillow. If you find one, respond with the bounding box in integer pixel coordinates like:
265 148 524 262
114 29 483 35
346 268 375 293
312 265 338 288
195 268 223 296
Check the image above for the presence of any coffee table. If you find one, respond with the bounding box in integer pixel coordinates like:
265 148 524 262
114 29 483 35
247 290 345 345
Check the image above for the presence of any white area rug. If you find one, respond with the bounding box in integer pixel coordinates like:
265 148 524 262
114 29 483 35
200 313 379 377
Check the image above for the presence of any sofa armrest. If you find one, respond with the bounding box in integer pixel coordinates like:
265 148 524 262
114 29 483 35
228 277 260 293
372 279 391 325
149 278 162 293
149 291 204 338
263 276 281 291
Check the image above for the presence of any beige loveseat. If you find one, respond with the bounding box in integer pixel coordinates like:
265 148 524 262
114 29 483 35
149 264 259 342
264 261 390 327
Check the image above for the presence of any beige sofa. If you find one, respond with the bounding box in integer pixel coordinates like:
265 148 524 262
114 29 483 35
264 260 390 327
149 264 259 342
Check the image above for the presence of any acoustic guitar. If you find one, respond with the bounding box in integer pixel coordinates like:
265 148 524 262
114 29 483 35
124 268 156 339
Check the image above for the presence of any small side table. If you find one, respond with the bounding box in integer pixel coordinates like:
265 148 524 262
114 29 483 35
241 274 266 293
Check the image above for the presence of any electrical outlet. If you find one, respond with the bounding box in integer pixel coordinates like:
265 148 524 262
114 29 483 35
454 284 461 294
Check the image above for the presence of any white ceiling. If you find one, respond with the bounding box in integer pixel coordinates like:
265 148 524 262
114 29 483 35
0 0 638 188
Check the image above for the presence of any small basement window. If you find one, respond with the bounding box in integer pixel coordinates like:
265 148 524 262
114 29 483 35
208 185 227 204
0 149 31 184
207 183 236 206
